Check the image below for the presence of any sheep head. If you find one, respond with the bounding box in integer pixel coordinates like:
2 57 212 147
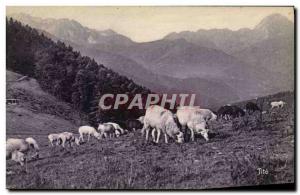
94 132 102 140
176 132 184 143
11 151 26 166
166 118 183 143
211 113 217 121
195 122 209 141
200 129 209 141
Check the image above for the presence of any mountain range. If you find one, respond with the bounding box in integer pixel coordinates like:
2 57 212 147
8 13 294 108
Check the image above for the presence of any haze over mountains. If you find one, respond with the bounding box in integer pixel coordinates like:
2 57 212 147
9 13 294 108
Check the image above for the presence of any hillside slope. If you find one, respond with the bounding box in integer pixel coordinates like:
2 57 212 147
6 18 150 125
9 13 294 106
6 71 87 136
7 91 294 189
164 14 294 93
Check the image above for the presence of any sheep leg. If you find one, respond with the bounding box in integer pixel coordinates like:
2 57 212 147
88 134 90 142
164 133 168 143
190 128 195 142
156 129 161 143
151 129 156 142
141 128 145 136
182 125 189 142
62 139 67 147
79 134 84 142
141 126 148 137
186 123 195 142
145 128 151 142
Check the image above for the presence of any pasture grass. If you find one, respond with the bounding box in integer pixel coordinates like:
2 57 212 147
6 91 294 189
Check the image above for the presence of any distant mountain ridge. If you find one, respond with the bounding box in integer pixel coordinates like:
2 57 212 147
164 14 293 54
6 18 150 125
163 13 294 91
8 12 294 107
9 13 134 50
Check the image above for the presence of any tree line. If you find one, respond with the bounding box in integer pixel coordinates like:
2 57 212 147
6 18 151 126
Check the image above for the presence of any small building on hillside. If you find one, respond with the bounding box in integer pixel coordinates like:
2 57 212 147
6 99 19 105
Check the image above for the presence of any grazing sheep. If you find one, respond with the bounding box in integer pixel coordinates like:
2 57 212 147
6 137 39 165
10 151 26 166
48 133 61 146
104 122 126 135
49 132 80 147
217 105 245 120
232 106 245 117
176 106 211 141
217 105 232 120
25 137 40 152
142 105 184 144
78 126 101 142
188 119 209 141
271 101 286 109
126 119 143 131
246 102 261 113
98 123 118 138
58 132 78 147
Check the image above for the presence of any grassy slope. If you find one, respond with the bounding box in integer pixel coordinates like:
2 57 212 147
6 70 87 147
6 71 294 189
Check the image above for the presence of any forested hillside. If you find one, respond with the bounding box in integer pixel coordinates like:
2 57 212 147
6 18 151 125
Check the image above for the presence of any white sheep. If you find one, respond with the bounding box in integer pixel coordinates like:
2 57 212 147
58 132 79 147
6 137 39 165
25 137 40 151
49 132 80 147
48 133 61 146
142 105 184 144
10 151 26 166
271 101 286 109
98 123 119 138
104 122 126 135
78 126 101 142
176 106 211 141
187 118 209 141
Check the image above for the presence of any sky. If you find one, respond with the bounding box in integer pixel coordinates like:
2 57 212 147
6 6 294 42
